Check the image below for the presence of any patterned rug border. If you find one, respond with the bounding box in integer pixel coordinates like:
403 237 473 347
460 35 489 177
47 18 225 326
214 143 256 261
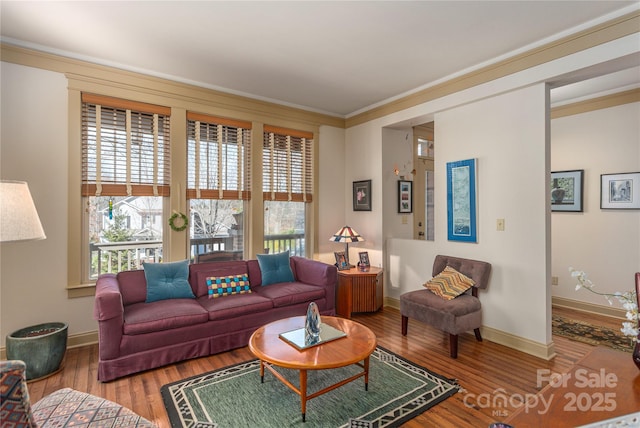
160 345 460 428
552 315 633 353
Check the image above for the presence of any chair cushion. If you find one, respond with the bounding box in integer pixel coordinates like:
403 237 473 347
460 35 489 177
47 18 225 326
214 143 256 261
424 266 475 300
32 388 155 427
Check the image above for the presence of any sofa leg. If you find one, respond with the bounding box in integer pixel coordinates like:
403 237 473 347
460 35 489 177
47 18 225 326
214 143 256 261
449 334 458 358
474 328 483 342
401 316 408 336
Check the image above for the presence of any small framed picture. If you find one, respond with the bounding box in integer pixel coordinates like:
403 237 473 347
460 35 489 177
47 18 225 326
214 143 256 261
334 251 350 271
600 172 640 209
358 251 370 267
353 180 372 211
398 180 413 213
551 170 584 212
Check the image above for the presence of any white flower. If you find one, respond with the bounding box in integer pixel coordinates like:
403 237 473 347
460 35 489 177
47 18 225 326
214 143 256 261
621 322 639 338
570 267 639 343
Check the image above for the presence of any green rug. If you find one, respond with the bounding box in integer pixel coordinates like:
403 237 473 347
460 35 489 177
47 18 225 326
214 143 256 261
161 346 459 428
552 315 634 353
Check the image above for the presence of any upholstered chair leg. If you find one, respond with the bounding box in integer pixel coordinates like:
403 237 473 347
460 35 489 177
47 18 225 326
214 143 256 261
474 328 483 342
401 315 408 336
449 334 458 358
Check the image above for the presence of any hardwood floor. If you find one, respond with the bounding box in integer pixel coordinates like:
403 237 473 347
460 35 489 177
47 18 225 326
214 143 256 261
25 307 625 427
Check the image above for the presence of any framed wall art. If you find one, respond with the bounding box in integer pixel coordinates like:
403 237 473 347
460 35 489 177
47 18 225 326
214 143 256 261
446 158 477 242
397 180 413 213
600 172 640 209
353 180 372 211
551 169 584 212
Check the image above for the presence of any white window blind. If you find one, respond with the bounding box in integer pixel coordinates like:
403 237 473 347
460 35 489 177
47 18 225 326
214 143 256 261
263 126 313 202
81 94 171 197
186 112 252 200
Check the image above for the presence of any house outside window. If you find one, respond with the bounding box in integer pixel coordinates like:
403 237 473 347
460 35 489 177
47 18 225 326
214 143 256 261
81 94 170 280
262 126 313 256
186 113 251 262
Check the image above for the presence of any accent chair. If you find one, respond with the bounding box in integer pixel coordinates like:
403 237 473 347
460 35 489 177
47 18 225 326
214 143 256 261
400 254 492 358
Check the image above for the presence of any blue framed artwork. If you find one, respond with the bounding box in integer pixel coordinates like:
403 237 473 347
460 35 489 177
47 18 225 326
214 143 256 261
446 159 477 242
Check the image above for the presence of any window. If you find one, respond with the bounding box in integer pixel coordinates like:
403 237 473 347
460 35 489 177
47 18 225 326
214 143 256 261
187 113 251 261
81 94 170 280
263 126 313 256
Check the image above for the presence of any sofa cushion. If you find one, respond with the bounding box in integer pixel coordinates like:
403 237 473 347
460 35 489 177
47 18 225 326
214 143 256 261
190 261 249 297
117 269 148 306
143 260 195 303
207 274 252 298
254 281 326 308
257 251 295 286
198 294 273 321
424 266 475 300
123 299 208 335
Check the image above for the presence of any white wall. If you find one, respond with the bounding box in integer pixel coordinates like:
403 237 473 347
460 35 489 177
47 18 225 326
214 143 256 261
382 128 414 241
551 102 640 307
1 62 97 340
317 125 346 264
386 84 551 344
344 124 384 268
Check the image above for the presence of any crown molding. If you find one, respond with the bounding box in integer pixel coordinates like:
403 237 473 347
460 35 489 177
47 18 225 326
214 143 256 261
551 87 640 118
346 11 640 128
0 43 346 130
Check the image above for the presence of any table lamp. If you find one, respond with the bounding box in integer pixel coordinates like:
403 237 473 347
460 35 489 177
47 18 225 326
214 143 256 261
329 226 363 268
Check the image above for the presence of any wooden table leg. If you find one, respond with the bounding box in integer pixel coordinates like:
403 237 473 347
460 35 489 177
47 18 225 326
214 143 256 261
260 360 265 383
300 369 307 422
364 356 370 391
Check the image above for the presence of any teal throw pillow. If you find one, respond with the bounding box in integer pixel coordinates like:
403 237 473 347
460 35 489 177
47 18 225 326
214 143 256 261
143 259 195 303
257 251 295 286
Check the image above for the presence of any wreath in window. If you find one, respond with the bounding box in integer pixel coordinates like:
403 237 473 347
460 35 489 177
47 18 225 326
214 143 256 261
168 212 189 232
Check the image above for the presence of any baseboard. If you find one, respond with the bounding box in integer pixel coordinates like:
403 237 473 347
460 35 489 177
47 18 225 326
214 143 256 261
384 297 556 360
552 296 626 320
480 326 556 360
384 296 400 310
0 330 98 360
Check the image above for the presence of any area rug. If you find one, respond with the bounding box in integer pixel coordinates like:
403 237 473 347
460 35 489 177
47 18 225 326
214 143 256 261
552 315 634 353
161 346 460 428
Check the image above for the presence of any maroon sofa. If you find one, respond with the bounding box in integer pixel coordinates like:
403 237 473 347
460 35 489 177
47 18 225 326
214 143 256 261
93 256 337 381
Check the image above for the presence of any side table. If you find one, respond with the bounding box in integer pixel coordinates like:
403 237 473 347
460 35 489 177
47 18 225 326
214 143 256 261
336 267 383 319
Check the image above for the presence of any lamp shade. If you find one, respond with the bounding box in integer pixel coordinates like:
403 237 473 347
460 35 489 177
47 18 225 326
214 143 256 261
0 180 46 242
329 226 364 243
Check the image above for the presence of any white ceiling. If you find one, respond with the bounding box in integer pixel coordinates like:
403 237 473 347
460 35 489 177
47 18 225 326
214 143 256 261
1 1 639 117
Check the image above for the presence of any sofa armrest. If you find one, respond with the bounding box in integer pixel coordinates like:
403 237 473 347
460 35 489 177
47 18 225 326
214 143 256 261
94 274 124 360
291 257 337 309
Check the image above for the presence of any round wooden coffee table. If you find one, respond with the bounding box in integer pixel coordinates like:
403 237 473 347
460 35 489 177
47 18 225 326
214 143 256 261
248 315 377 422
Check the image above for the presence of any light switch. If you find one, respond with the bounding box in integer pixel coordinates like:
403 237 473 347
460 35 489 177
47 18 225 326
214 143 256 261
402 215 408 224
496 218 505 231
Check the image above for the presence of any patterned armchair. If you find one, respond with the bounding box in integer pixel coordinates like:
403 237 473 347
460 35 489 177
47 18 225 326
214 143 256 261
0 360 156 427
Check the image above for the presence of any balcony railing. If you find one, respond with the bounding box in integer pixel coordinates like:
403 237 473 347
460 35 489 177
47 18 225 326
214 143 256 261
89 233 306 278
89 240 162 279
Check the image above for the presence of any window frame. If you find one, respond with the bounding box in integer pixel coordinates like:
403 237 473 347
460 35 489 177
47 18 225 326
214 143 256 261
80 94 172 283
